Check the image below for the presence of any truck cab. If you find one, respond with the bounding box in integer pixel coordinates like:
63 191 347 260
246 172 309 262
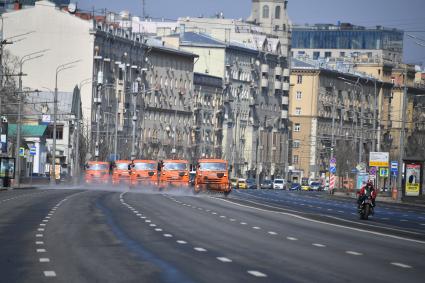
131 160 158 186
84 161 110 184
112 160 132 185
158 160 189 188
194 159 231 195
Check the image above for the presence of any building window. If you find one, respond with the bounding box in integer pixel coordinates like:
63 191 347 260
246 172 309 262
275 6 281 19
293 140 301 148
295 107 301 116
262 5 269 18
313 51 320 60
297 75 303 84
293 155 299 164
324 51 332 58
296 91 302 100
340 52 346 57
46 125 64 140
294 123 301 132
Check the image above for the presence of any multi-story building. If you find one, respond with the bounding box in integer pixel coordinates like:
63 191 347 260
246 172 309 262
289 58 393 182
3 0 197 171
192 73 224 159
292 23 404 64
0 0 69 12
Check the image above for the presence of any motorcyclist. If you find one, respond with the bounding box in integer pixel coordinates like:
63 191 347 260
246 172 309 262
357 180 377 210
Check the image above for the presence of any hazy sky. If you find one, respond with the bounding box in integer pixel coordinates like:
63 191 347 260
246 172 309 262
77 0 425 66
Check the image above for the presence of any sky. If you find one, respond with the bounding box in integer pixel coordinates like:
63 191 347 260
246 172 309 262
77 0 425 66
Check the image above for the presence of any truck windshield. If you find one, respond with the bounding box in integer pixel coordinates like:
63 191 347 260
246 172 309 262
134 163 156 170
199 162 226 171
87 164 108 171
163 163 187 171
115 163 130 170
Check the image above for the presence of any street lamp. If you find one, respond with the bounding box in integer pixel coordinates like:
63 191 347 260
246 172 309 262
14 49 48 187
51 59 81 185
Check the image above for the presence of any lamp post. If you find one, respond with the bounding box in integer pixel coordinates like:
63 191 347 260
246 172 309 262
51 59 80 186
14 50 47 187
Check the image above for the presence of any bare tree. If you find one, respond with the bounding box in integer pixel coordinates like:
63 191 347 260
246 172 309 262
1 49 20 119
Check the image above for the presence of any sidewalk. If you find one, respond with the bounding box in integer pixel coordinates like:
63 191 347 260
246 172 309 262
327 191 425 208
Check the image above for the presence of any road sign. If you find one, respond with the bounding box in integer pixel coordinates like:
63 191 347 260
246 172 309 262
391 161 398 173
369 167 377 175
369 152 389 167
19 147 25 157
29 146 36 156
379 168 389 177
330 166 336 174
330 157 336 165
329 174 336 190
41 114 51 124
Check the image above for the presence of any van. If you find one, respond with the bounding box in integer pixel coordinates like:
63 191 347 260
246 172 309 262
194 159 231 195
131 160 158 187
112 160 132 185
84 161 110 184
159 160 190 188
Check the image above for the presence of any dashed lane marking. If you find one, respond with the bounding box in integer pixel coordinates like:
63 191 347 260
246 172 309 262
391 262 412 269
39 258 50 263
36 234 43 238
247 271 267 277
312 243 326 248
35 241 44 245
177 240 187 244
217 257 232 263
155 228 163 232
36 249 46 253
240 222 247 225
346 251 363 256
163 234 173 238
286 237 298 241
194 247 207 252
43 271 57 277
252 226 261 230
268 231 278 235
149 224 157 227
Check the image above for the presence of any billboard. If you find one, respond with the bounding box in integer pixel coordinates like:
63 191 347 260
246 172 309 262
369 152 389 167
405 163 421 197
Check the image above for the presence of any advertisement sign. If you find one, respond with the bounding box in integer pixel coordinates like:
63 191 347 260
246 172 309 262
0 157 16 179
356 173 369 190
379 168 389 178
369 152 389 167
405 163 421 197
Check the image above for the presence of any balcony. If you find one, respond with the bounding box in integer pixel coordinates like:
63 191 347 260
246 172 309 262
275 67 282 76
283 68 290 77
274 81 282 90
281 96 289 105
282 82 290 91
261 78 269 89
261 64 269 74
281 110 288 119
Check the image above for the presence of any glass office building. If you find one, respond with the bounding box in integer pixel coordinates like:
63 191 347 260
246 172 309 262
292 24 404 53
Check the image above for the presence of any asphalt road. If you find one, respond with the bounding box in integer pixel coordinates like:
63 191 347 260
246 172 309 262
1 186 424 282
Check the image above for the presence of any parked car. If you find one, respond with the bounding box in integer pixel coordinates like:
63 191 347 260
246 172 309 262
260 179 273 189
310 182 323 191
246 178 257 189
237 178 247 189
273 179 286 190
301 185 311 191
289 182 301 191
230 178 238 189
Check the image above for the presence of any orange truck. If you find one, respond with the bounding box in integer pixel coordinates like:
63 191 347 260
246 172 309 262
131 160 158 186
158 159 190 188
84 161 110 184
194 159 231 195
112 160 132 185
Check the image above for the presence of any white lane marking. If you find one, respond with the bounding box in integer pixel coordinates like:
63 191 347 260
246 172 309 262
220 215 226 218
247 271 267 277
212 212 217 215
141 216 146 219
163 234 173 238
346 251 363 256
312 243 326 248
194 247 207 252
155 228 163 232
210 197 425 245
149 224 157 227
38 228 45 232
206 209 211 212
145 220 151 223
45 216 51 219
338 211 344 213
229 218 236 222
134 211 139 214
240 222 247 225
286 237 298 241
43 271 56 277
36 234 43 238
36 249 46 253
136 214 142 216
39 258 50 262
400 219 408 222
268 231 278 235
42 220 48 223
252 226 261 230
391 262 412 269
177 240 187 244
217 257 232 263
35 241 44 245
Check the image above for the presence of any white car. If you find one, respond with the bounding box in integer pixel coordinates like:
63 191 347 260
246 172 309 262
273 179 286 190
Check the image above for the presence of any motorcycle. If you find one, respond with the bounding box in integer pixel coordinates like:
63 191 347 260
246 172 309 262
358 196 374 220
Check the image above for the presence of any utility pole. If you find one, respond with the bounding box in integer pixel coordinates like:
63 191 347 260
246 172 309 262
359 89 364 164
52 59 80 186
372 79 378 152
397 67 408 202
330 86 337 160
131 76 140 160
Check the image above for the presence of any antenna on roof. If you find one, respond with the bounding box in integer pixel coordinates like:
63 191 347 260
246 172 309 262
142 0 147 19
